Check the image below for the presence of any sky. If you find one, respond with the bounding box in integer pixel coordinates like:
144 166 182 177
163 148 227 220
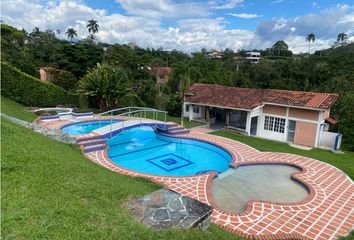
1 0 354 53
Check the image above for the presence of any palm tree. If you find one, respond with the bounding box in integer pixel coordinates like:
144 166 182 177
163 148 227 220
337 32 348 43
65 28 77 42
87 19 99 40
306 33 315 54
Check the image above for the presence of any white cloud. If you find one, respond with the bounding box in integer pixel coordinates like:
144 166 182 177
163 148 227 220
254 4 354 52
312 2 320 9
207 0 244 10
115 0 209 19
228 13 263 19
1 0 353 54
270 0 283 4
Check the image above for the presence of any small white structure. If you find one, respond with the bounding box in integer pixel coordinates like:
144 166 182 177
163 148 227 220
245 52 261 63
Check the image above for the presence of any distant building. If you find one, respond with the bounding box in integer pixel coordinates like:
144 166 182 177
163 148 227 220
38 67 65 81
245 52 261 63
127 42 142 50
149 67 173 84
207 50 224 59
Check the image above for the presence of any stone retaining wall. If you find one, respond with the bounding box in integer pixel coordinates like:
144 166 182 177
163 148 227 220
1 113 76 144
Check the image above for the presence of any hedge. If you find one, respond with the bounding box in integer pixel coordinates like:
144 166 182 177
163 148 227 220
1 61 78 107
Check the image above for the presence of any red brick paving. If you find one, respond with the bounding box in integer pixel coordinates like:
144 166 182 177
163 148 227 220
36 117 354 240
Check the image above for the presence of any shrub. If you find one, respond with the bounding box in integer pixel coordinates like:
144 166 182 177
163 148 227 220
49 70 78 92
119 94 145 107
165 94 182 117
1 61 78 107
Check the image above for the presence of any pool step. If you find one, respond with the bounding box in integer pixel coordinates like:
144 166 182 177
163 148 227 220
155 123 190 135
82 143 107 153
80 138 106 147
167 129 190 135
76 135 106 144
167 126 185 131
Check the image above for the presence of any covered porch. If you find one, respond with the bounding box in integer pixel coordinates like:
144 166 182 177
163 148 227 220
183 103 252 134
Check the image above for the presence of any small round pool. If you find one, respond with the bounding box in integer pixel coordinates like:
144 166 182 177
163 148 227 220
61 120 122 136
107 126 232 176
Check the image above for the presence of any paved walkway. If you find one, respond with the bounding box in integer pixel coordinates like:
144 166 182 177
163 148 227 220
36 117 354 240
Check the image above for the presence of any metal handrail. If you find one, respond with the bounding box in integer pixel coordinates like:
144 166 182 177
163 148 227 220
101 107 168 139
98 107 158 116
117 109 167 116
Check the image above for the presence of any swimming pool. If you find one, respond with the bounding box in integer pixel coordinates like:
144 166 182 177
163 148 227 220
61 120 122 136
107 126 232 176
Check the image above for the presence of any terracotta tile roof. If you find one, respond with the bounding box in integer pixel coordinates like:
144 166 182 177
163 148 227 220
185 83 338 110
325 117 338 125
149 67 173 84
149 67 173 76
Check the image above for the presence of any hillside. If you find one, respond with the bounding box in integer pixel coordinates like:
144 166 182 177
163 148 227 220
1 61 78 107
1 97 37 122
1 23 353 150
1 102 239 239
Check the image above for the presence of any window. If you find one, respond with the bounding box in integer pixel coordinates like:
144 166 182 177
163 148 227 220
193 106 200 114
185 105 190 112
264 116 285 133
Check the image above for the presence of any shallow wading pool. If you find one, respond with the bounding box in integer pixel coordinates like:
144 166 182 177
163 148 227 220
61 120 122 136
107 126 232 176
212 164 309 212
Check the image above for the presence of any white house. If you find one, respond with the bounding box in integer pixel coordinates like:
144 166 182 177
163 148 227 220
245 52 261 63
183 84 341 149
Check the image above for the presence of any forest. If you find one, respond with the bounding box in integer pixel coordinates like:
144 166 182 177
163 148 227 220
1 23 353 150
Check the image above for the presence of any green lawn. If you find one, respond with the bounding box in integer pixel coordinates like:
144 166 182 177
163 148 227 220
212 130 354 180
1 97 37 122
1 119 241 239
143 111 203 128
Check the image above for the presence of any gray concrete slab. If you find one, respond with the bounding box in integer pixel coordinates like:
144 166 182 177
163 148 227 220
212 165 309 213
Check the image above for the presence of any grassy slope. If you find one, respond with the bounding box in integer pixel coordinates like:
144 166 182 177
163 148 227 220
1 121 240 239
1 97 37 122
212 130 354 180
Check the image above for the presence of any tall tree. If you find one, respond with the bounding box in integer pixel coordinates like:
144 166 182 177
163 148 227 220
65 27 77 42
86 19 99 40
337 32 348 43
306 33 315 54
78 63 129 111
272 40 288 56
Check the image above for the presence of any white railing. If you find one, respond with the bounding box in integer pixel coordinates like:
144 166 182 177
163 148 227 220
98 107 168 138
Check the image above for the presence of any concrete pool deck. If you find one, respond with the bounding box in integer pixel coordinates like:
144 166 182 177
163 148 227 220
36 116 354 240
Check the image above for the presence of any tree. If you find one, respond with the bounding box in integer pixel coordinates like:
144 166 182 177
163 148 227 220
87 19 99 40
50 70 78 92
337 32 348 43
272 40 289 56
306 33 315 54
78 63 129 111
65 27 77 42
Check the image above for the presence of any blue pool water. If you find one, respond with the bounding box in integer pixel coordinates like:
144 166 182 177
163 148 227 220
107 126 231 176
61 120 122 136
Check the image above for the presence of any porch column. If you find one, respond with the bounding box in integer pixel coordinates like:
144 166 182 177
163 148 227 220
225 109 231 127
205 106 210 122
246 112 251 135
189 104 193 122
